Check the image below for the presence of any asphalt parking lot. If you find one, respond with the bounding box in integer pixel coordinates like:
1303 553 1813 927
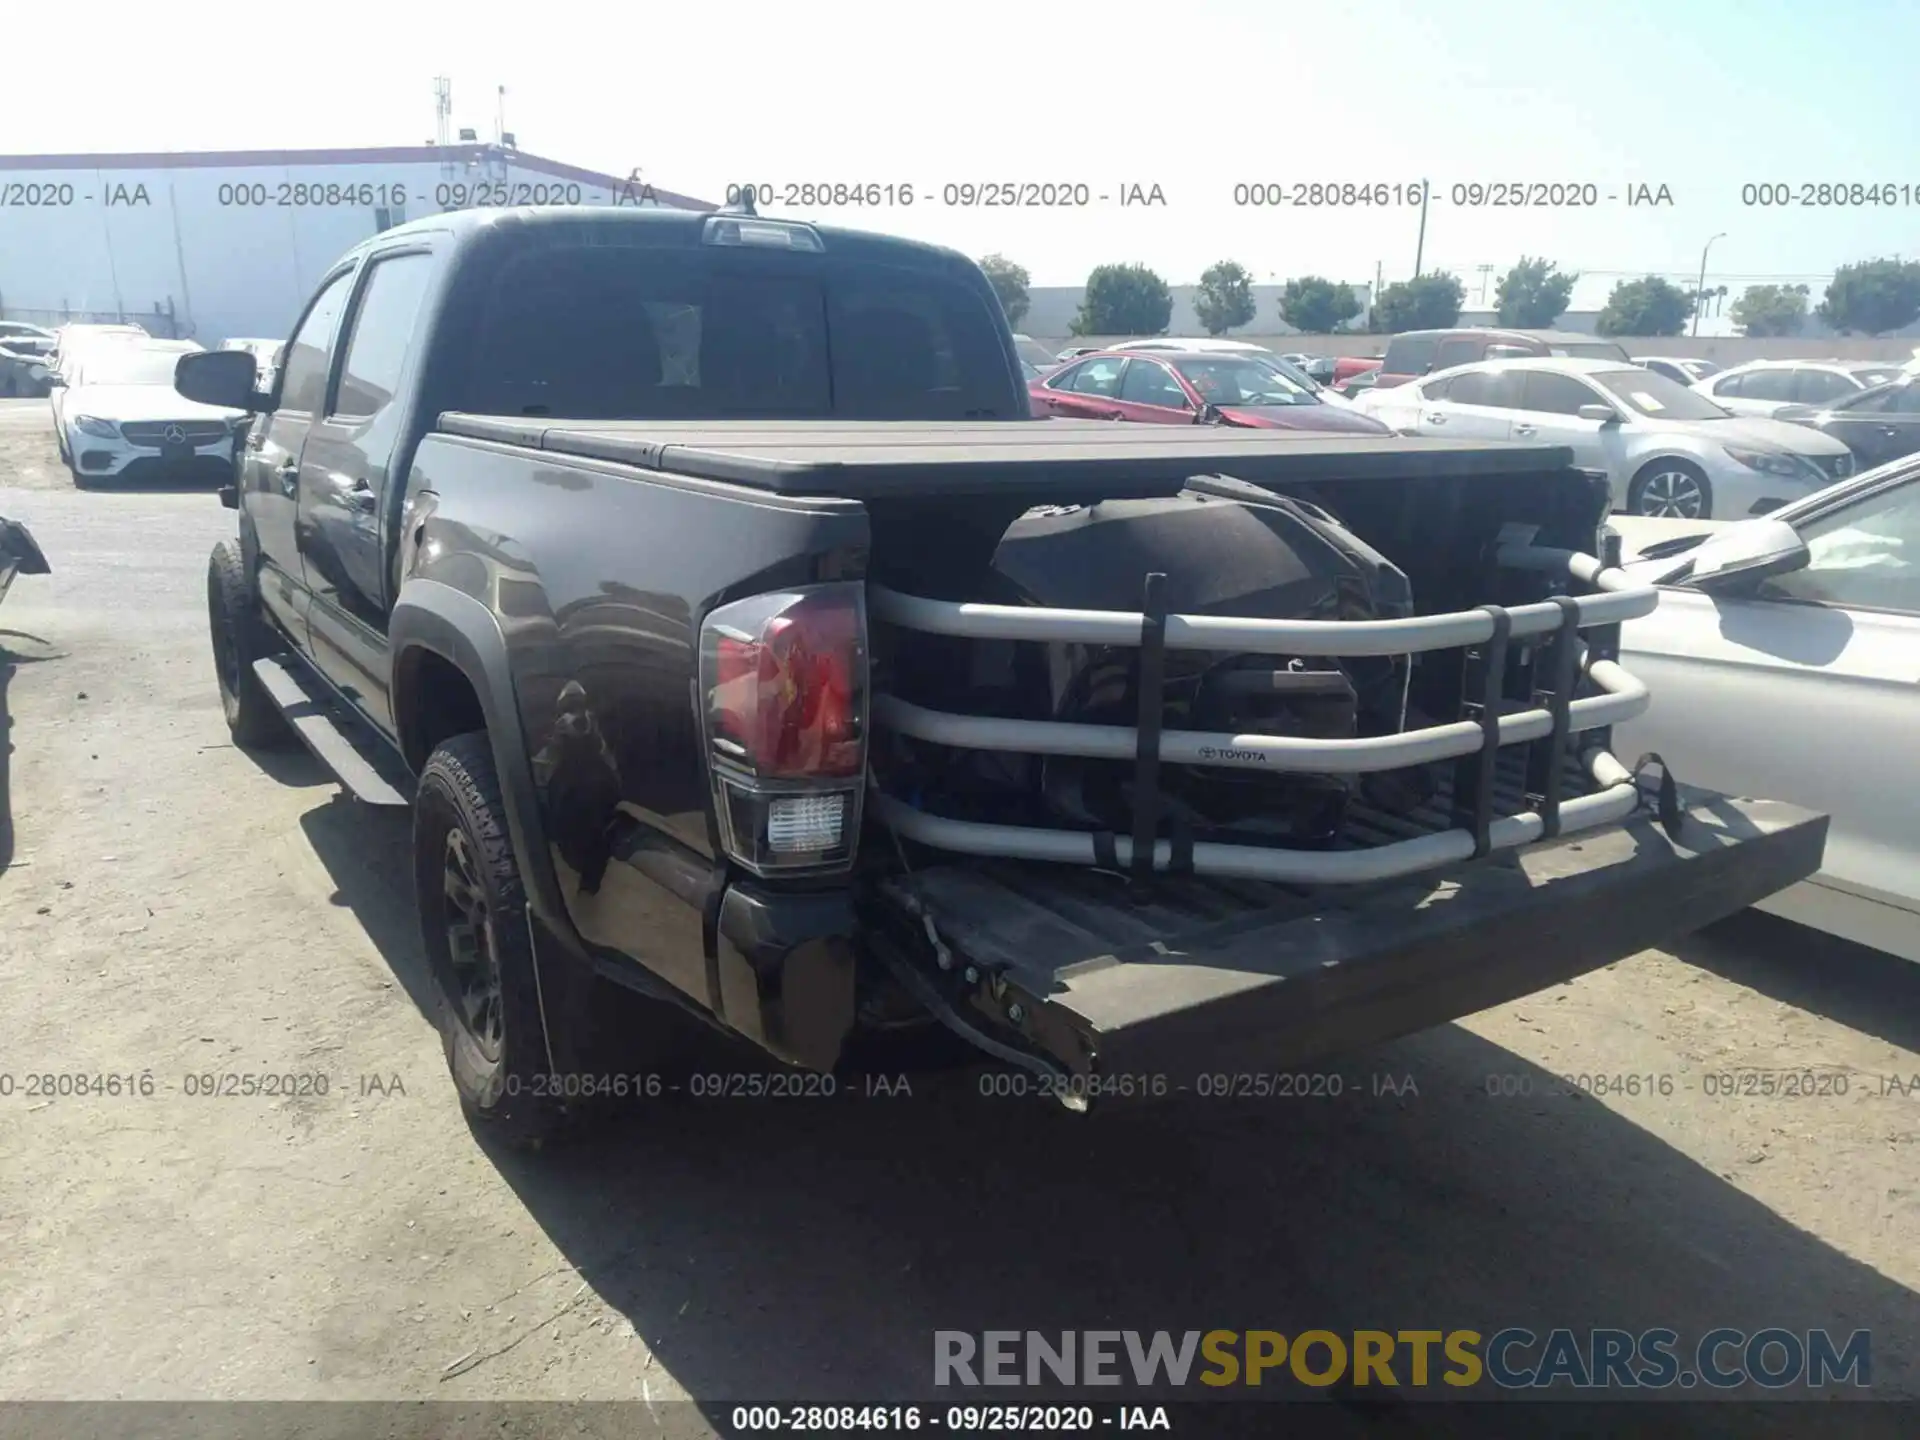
1 395 1917 1430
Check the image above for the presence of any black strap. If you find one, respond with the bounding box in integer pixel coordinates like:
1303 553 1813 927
1533 595 1582 840
1459 605 1511 860
1631 752 1685 840
1092 830 1120 872
1129 572 1170 897
1167 812 1195 877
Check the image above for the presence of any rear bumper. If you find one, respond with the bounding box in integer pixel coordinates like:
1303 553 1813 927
899 790 1827 1092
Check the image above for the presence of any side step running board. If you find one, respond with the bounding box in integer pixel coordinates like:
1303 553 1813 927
251 655 411 807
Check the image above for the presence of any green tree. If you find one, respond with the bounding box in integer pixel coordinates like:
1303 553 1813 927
1193 260 1256 335
1372 273 1464 332
978 254 1031 328
1730 283 1809 338
1494 256 1577 328
1817 258 1920 335
1594 276 1692 337
1070 263 1173 337
1279 275 1364 333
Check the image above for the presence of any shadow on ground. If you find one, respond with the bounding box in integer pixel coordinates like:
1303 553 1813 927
280 784 1918 1438
1672 911 1920 1056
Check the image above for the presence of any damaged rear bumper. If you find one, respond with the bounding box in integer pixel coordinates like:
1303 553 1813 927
877 789 1827 1095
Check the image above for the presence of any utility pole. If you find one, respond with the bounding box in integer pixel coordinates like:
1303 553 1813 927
1412 181 1430 278
1476 264 1494 306
1692 232 1726 337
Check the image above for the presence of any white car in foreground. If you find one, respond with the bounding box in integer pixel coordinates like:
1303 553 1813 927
50 341 245 486
1611 453 1920 962
1355 356 1854 518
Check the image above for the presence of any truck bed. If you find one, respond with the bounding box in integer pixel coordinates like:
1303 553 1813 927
434 414 1580 498
870 754 1828 1090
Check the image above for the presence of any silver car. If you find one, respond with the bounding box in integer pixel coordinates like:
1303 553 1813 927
1693 359 1906 419
1356 356 1854 519
1610 452 1920 962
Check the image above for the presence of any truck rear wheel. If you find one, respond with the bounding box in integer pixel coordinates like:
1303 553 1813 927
206 542 292 747
414 732 567 1150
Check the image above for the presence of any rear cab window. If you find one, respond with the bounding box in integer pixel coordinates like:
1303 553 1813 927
452 235 1020 421
1382 335 1438 375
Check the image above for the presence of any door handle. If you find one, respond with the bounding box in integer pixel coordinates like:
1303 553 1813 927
1878 425 1899 437
276 459 298 495
1513 423 1538 436
1425 412 1447 424
347 480 376 512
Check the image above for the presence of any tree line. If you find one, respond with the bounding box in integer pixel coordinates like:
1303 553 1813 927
976 254 1920 339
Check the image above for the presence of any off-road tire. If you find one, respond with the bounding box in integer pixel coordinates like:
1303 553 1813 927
415 733 566 1150
206 541 292 747
1627 460 1714 520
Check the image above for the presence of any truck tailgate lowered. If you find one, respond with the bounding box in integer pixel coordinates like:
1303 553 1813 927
873 778 1827 1093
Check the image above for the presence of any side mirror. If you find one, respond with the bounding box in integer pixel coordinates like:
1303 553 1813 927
1686 517 1810 594
1194 402 1221 425
1577 403 1622 424
175 349 261 411
46 372 66 388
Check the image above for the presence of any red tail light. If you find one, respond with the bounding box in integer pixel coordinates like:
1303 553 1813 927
700 584 867 874
709 592 862 778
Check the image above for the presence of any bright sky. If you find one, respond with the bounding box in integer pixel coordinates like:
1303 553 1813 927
12 0 1918 315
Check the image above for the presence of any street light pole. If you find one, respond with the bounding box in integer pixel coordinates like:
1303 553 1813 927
1413 180 1430 278
1692 232 1726 337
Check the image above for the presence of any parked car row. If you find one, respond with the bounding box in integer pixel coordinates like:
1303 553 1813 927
1352 357 1853 519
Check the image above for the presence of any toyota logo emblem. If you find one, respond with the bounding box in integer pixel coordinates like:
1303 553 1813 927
162 424 187 444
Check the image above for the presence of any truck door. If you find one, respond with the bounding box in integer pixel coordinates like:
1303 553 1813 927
245 265 357 644
297 247 438 738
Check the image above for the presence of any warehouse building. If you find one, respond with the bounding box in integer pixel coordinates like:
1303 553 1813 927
0 144 711 345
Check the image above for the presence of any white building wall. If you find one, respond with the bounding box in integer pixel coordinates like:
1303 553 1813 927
0 146 706 346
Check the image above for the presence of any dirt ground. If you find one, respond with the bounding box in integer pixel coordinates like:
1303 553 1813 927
0 397 1916 1430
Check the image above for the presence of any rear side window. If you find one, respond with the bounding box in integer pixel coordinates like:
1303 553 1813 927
1736 369 1797 403
277 270 357 415
1065 357 1126 397
1384 335 1437 374
460 245 1014 420
332 253 434 420
1712 372 1746 397
1447 370 1523 407
1432 338 1482 370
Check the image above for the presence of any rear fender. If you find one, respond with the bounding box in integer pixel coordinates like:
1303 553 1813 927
388 578 567 932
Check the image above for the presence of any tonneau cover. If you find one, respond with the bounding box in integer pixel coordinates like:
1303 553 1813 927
434 414 1576 499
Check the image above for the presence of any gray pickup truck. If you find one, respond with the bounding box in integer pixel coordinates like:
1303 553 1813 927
174 199 1827 1147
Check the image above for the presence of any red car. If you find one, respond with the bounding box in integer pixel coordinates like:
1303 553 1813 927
1029 349 1392 433
1332 354 1384 386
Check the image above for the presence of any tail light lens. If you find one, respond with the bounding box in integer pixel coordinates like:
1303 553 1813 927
699 583 867 875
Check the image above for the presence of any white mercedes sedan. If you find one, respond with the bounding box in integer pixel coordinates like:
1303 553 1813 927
1609 452 1920 962
50 340 246 487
